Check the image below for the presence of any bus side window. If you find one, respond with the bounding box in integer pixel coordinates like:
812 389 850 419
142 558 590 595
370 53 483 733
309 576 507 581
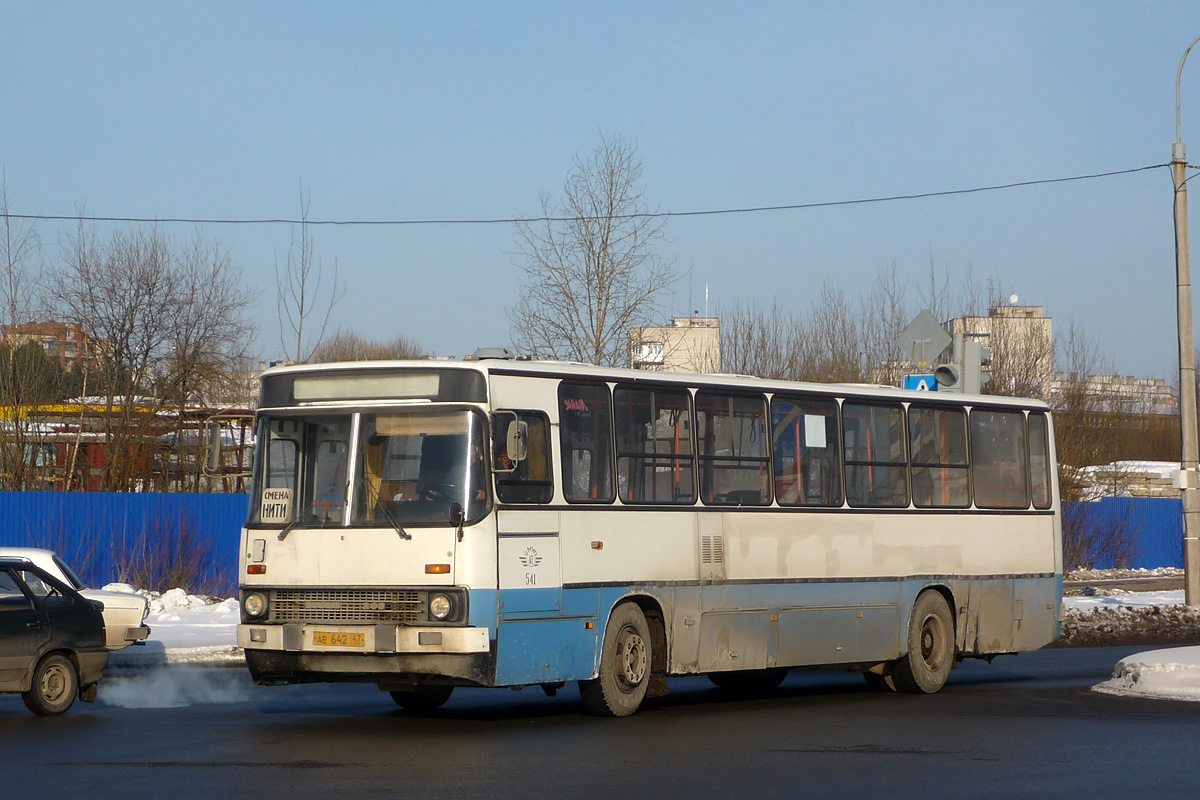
842 402 908 508
494 411 553 504
771 395 842 507
908 406 970 509
558 382 614 503
970 409 1029 509
613 385 695 505
1028 412 1052 509
696 391 770 505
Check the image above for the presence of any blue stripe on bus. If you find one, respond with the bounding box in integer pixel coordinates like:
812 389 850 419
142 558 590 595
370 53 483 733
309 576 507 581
467 588 499 631
499 587 562 616
481 575 1062 687
495 617 599 685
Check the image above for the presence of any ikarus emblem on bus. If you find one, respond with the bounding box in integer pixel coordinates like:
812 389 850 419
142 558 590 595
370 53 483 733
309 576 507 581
260 488 292 524
500 536 559 589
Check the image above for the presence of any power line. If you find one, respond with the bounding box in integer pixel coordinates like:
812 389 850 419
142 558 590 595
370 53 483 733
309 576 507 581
0 163 1174 228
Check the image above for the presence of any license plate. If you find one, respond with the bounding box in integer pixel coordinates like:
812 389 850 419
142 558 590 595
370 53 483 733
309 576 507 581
312 630 366 648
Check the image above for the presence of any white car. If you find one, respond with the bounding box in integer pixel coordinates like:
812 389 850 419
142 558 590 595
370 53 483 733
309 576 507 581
0 548 151 650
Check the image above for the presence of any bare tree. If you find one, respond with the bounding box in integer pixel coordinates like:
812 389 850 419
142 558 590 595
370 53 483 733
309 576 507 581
719 285 865 384
919 255 984 324
718 300 807 380
49 227 256 491
1050 322 1137 499
159 235 257 408
310 329 427 362
0 176 57 490
967 284 1055 399
510 134 675 366
276 188 344 362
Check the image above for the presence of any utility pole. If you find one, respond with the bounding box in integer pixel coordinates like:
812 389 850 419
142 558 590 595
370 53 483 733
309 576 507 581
1174 34 1200 607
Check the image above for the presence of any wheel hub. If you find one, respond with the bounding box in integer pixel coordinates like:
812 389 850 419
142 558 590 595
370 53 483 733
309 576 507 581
920 616 943 667
616 627 647 688
41 664 70 703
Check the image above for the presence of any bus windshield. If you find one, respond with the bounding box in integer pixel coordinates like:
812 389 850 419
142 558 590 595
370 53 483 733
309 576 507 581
250 409 488 528
353 410 488 526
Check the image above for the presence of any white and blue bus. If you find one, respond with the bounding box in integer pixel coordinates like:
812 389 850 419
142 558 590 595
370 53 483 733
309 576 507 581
237 357 1061 716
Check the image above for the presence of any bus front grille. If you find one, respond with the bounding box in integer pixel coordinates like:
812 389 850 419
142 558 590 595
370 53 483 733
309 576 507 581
272 589 423 624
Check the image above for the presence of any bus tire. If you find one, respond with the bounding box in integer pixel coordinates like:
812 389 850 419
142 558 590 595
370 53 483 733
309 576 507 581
389 685 454 712
580 602 652 717
891 591 955 694
708 668 788 694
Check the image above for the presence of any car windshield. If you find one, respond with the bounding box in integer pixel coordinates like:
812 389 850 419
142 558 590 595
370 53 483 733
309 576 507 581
250 409 487 528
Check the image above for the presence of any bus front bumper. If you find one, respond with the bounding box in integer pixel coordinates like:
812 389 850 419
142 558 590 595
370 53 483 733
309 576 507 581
237 623 490 655
240 624 495 687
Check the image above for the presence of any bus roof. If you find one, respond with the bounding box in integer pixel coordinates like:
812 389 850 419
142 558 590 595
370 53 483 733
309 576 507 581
260 358 1051 410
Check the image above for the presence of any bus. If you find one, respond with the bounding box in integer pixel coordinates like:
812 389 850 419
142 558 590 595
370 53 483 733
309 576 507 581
235 356 1061 716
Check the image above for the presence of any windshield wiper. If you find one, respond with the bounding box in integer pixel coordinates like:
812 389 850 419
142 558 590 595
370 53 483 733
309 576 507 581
277 501 335 541
357 475 411 540
374 495 412 540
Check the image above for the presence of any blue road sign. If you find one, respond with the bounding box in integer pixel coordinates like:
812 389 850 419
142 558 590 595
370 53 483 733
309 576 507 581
903 374 938 391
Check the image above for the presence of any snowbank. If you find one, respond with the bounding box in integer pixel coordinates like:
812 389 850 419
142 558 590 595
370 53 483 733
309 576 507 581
108 588 241 669
1094 647 1200 702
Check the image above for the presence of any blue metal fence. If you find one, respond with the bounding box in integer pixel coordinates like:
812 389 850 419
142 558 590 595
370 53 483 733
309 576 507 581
0 492 1186 594
1064 497 1183 569
0 491 249 596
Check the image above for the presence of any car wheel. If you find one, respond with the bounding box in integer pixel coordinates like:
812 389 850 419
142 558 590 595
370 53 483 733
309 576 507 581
22 653 79 716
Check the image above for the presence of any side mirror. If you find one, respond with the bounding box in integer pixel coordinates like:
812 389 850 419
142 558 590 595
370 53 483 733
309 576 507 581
205 421 222 473
506 420 529 463
449 502 465 542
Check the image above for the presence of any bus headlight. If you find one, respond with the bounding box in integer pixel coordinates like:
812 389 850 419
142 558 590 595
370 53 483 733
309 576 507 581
244 592 268 618
429 594 452 621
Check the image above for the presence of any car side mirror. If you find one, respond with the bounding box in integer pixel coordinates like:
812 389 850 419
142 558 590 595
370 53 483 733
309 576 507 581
449 502 465 541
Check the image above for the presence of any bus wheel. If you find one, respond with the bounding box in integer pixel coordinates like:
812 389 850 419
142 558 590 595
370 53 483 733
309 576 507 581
580 603 651 717
708 668 788 694
389 685 454 712
891 591 954 694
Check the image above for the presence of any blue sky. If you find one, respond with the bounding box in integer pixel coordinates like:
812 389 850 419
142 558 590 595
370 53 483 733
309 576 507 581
4 2 1200 378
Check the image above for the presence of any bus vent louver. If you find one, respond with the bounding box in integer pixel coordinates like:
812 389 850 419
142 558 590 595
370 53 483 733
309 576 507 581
701 535 725 565
272 588 423 624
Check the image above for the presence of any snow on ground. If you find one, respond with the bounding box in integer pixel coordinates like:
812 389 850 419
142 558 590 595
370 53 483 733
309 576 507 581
1063 589 1185 611
1067 567 1183 582
106 586 242 671
142 588 240 649
1093 647 1200 702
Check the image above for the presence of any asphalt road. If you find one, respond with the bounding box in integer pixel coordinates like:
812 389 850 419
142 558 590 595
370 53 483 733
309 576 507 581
2 646 1197 799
